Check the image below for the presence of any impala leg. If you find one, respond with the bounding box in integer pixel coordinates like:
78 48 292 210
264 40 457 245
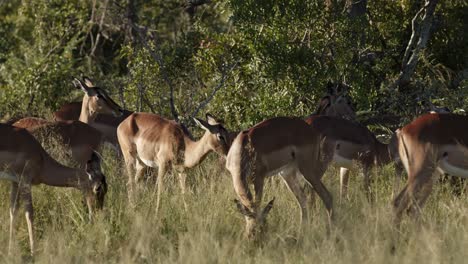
22 187 34 256
306 139 334 208
134 159 146 184
8 182 20 256
406 170 434 220
362 166 373 202
301 168 333 230
155 162 167 214
339 167 350 203
392 162 403 198
393 184 409 228
282 170 308 225
122 154 136 200
178 170 188 211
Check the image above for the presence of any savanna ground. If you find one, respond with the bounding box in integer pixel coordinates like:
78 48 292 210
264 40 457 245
0 130 467 263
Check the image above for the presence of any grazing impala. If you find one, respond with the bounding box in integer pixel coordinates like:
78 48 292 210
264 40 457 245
305 115 396 201
117 113 230 210
393 113 468 226
226 117 333 238
0 124 107 255
13 118 102 167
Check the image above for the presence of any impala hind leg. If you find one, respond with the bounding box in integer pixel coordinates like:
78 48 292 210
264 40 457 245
362 166 373 202
301 167 333 230
121 148 137 200
282 169 308 225
155 162 167 214
22 187 34 256
134 159 147 184
8 183 20 255
339 167 350 203
393 165 434 227
392 165 405 200
177 170 188 211
406 170 434 220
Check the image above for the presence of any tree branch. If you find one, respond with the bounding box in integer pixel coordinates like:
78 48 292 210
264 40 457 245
131 24 180 122
392 0 439 89
191 60 239 118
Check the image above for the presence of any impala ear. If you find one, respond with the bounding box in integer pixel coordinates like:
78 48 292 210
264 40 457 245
261 198 275 216
82 76 95 87
87 151 102 168
234 199 255 218
74 77 97 96
206 113 220 125
193 117 216 133
72 77 82 89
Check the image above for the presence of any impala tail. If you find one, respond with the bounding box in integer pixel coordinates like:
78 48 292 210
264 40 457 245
226 132 254 210
397 130 411 177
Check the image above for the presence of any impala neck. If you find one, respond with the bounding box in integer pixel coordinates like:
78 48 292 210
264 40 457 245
40 155 89 190
183 132 213 168
79 97 96 124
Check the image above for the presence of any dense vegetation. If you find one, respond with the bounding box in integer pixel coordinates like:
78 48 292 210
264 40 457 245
0 0 467 261
0 0 466 128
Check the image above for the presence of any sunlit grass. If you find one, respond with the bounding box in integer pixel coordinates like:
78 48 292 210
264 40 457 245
0 143 467 263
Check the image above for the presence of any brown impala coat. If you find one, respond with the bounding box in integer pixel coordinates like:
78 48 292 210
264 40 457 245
393 113 468 225
117 112 230 211
304 115 394 200
0 124 107 255
13 117 102 167
54 101 132 146
226 117 332 237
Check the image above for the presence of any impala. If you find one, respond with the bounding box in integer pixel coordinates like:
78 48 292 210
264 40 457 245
0 124 107 255
13 117 102 167
313 81 356 120
13 77 123 166
393 113 468 225
304 115 396 201
72 77 123 123
226 117 332 238
54 77 131 147
117 113 230 210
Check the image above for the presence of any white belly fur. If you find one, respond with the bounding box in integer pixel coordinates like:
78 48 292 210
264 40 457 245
265 162 297 178
439 157 468 178
0 172 19 182
140 158 158 168
333 153 354 169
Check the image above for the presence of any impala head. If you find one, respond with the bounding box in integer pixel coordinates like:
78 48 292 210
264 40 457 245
193 113 230 155
73 77 123 118
234 198 275 239
84 151 108 210
314 81 355 119
388 130 400 161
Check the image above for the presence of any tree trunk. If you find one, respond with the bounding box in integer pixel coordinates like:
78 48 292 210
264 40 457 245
393 0 439 89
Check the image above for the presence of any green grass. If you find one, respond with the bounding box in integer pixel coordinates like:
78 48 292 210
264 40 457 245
0 144 467 263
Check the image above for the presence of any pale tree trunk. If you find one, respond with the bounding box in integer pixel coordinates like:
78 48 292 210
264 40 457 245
393 0 439 89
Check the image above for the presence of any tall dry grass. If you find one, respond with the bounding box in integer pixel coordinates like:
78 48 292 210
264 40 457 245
0 141 467 263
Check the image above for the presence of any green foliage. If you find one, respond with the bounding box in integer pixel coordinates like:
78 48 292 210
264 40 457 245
0 0 466 124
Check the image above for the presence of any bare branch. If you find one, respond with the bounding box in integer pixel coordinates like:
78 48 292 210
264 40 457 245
191 60 239 118
401 5 425 69
131 24 180 122
392 0 439 89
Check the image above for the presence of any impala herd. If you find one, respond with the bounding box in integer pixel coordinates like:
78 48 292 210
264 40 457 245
1 78 467 255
